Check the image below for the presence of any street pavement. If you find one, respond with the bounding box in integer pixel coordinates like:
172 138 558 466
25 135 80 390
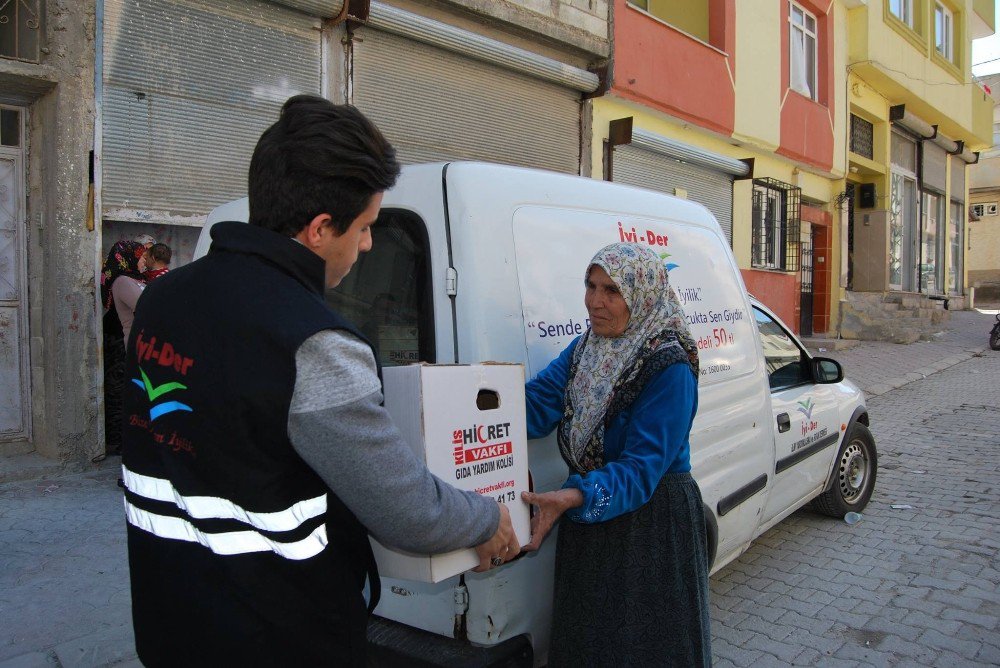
1 308 998 667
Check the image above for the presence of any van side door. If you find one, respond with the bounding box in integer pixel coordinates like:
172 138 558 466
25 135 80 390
330 165 469 640
753 306 841 524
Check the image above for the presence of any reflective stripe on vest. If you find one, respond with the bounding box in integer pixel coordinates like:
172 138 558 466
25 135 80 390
123 466 329 560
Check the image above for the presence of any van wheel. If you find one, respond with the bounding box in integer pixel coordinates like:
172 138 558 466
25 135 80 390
810 423 877 517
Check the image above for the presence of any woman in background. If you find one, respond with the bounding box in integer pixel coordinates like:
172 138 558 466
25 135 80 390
96 241 147 461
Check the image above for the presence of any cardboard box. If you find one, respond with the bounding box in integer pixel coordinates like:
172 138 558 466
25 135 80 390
372 363 531 583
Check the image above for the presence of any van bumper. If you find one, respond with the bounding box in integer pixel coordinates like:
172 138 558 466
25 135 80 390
367 615 533 667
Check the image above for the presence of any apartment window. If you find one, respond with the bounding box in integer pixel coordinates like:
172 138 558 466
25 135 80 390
890 0 914 27
971 202 998 217
850 114 874 160
752 178 802 272
0 0 42 62
627 0 711 44
935 2 953 61
789 2 818 100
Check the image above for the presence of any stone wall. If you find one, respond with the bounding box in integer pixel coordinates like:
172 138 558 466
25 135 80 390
0 0 99 462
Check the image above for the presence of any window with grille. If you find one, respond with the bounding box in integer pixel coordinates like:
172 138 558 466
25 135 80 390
850 114 874 160
752 178 801 271
971 202 998 218
0 0 42 63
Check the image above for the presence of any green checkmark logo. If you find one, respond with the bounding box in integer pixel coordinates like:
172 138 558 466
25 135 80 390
136 367 187 401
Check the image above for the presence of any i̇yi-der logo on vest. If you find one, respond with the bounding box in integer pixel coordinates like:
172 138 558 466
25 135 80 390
128 331 197 456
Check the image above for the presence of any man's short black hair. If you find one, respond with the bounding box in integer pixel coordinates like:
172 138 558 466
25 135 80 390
248 95 400 236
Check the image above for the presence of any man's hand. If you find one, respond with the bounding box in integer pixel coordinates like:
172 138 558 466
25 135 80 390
473 502 520 572
520 488 584 552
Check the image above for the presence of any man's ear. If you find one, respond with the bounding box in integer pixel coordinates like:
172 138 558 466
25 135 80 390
296 213 334 248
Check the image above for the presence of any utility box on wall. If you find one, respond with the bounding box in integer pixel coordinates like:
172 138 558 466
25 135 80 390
858 183 876 209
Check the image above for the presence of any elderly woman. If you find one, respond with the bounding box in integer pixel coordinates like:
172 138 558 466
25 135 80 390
97 241 147 461
521 242 711 666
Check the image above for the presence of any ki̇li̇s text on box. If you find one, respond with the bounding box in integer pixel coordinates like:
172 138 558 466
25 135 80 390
372 363 531 583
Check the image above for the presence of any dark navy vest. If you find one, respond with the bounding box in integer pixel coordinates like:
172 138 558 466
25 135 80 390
122 221 377 667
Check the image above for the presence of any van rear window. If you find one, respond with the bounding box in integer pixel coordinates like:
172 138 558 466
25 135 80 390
326 209 434 367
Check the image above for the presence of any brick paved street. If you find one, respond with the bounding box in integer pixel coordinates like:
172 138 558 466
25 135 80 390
1 309 998 667
709 350 1000 667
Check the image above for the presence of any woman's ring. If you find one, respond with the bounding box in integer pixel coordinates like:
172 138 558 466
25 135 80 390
490 556 504 567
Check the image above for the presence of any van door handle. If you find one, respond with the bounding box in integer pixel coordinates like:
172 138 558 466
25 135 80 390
777 413 791 433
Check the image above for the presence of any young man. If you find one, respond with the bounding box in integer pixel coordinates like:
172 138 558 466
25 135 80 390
121 96 518 666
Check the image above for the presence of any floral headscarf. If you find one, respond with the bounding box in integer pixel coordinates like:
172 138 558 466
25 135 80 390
559 242 699 473
100 240 146 310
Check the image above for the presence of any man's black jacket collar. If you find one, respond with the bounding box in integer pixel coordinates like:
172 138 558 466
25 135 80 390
209 221 326 296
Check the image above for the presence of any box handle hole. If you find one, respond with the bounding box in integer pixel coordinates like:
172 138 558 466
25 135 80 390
476 389 500 410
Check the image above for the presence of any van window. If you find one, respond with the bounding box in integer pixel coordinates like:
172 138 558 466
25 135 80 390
325 210 434 366
753 307 808 390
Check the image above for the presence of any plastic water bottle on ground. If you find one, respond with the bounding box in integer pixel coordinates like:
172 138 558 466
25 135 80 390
843 511 863 525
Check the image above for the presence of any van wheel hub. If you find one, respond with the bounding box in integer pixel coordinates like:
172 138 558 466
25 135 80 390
839 442 868 504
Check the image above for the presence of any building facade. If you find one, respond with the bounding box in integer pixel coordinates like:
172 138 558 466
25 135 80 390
844 0 993 320
0 0 98 462
591 0 850 336
3 0 611 463
967 72 1000 301
590 0 993 338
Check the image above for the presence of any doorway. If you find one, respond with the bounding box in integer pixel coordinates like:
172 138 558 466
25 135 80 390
799 225 815 337
0 106 31 444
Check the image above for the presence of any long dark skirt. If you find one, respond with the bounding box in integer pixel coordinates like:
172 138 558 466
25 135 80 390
101 309 126 458
549 473 712 667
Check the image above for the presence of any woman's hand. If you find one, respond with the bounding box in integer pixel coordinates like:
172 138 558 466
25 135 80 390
520 488 584 552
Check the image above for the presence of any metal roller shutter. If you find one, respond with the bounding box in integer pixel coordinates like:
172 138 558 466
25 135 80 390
612 145 735 242
102 0 321 223
351 27 581 174
922 140 948 193
950 160 965 202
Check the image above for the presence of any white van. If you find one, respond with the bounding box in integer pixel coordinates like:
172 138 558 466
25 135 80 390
196 163 877 666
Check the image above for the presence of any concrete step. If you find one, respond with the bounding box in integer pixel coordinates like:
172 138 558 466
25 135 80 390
0 452 74 485
800 337 859 353
0 440 34 458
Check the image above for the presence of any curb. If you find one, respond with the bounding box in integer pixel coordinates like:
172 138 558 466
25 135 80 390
860 346 990 398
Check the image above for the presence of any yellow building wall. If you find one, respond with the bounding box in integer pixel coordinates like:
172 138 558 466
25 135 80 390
968 191 1000 290
646 0 709 42
732 2 781 150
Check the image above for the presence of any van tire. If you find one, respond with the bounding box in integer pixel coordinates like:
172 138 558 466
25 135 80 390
810 423 877 517
703 504 718 572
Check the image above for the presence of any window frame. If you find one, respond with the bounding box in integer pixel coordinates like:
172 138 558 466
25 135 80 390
753 185 785 270
788 1 818 100
0 0 43 63
325 208 437 367
935 1 954 62
753 305 812 392
752 178 802 272
890 0 915 28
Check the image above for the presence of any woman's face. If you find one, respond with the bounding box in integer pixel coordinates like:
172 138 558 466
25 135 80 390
585 265 630 338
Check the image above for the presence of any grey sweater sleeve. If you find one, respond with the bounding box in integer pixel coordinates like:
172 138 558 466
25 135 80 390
287 330 499 553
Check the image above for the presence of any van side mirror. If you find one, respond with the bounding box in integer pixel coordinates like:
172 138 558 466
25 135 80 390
811 357 843 384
